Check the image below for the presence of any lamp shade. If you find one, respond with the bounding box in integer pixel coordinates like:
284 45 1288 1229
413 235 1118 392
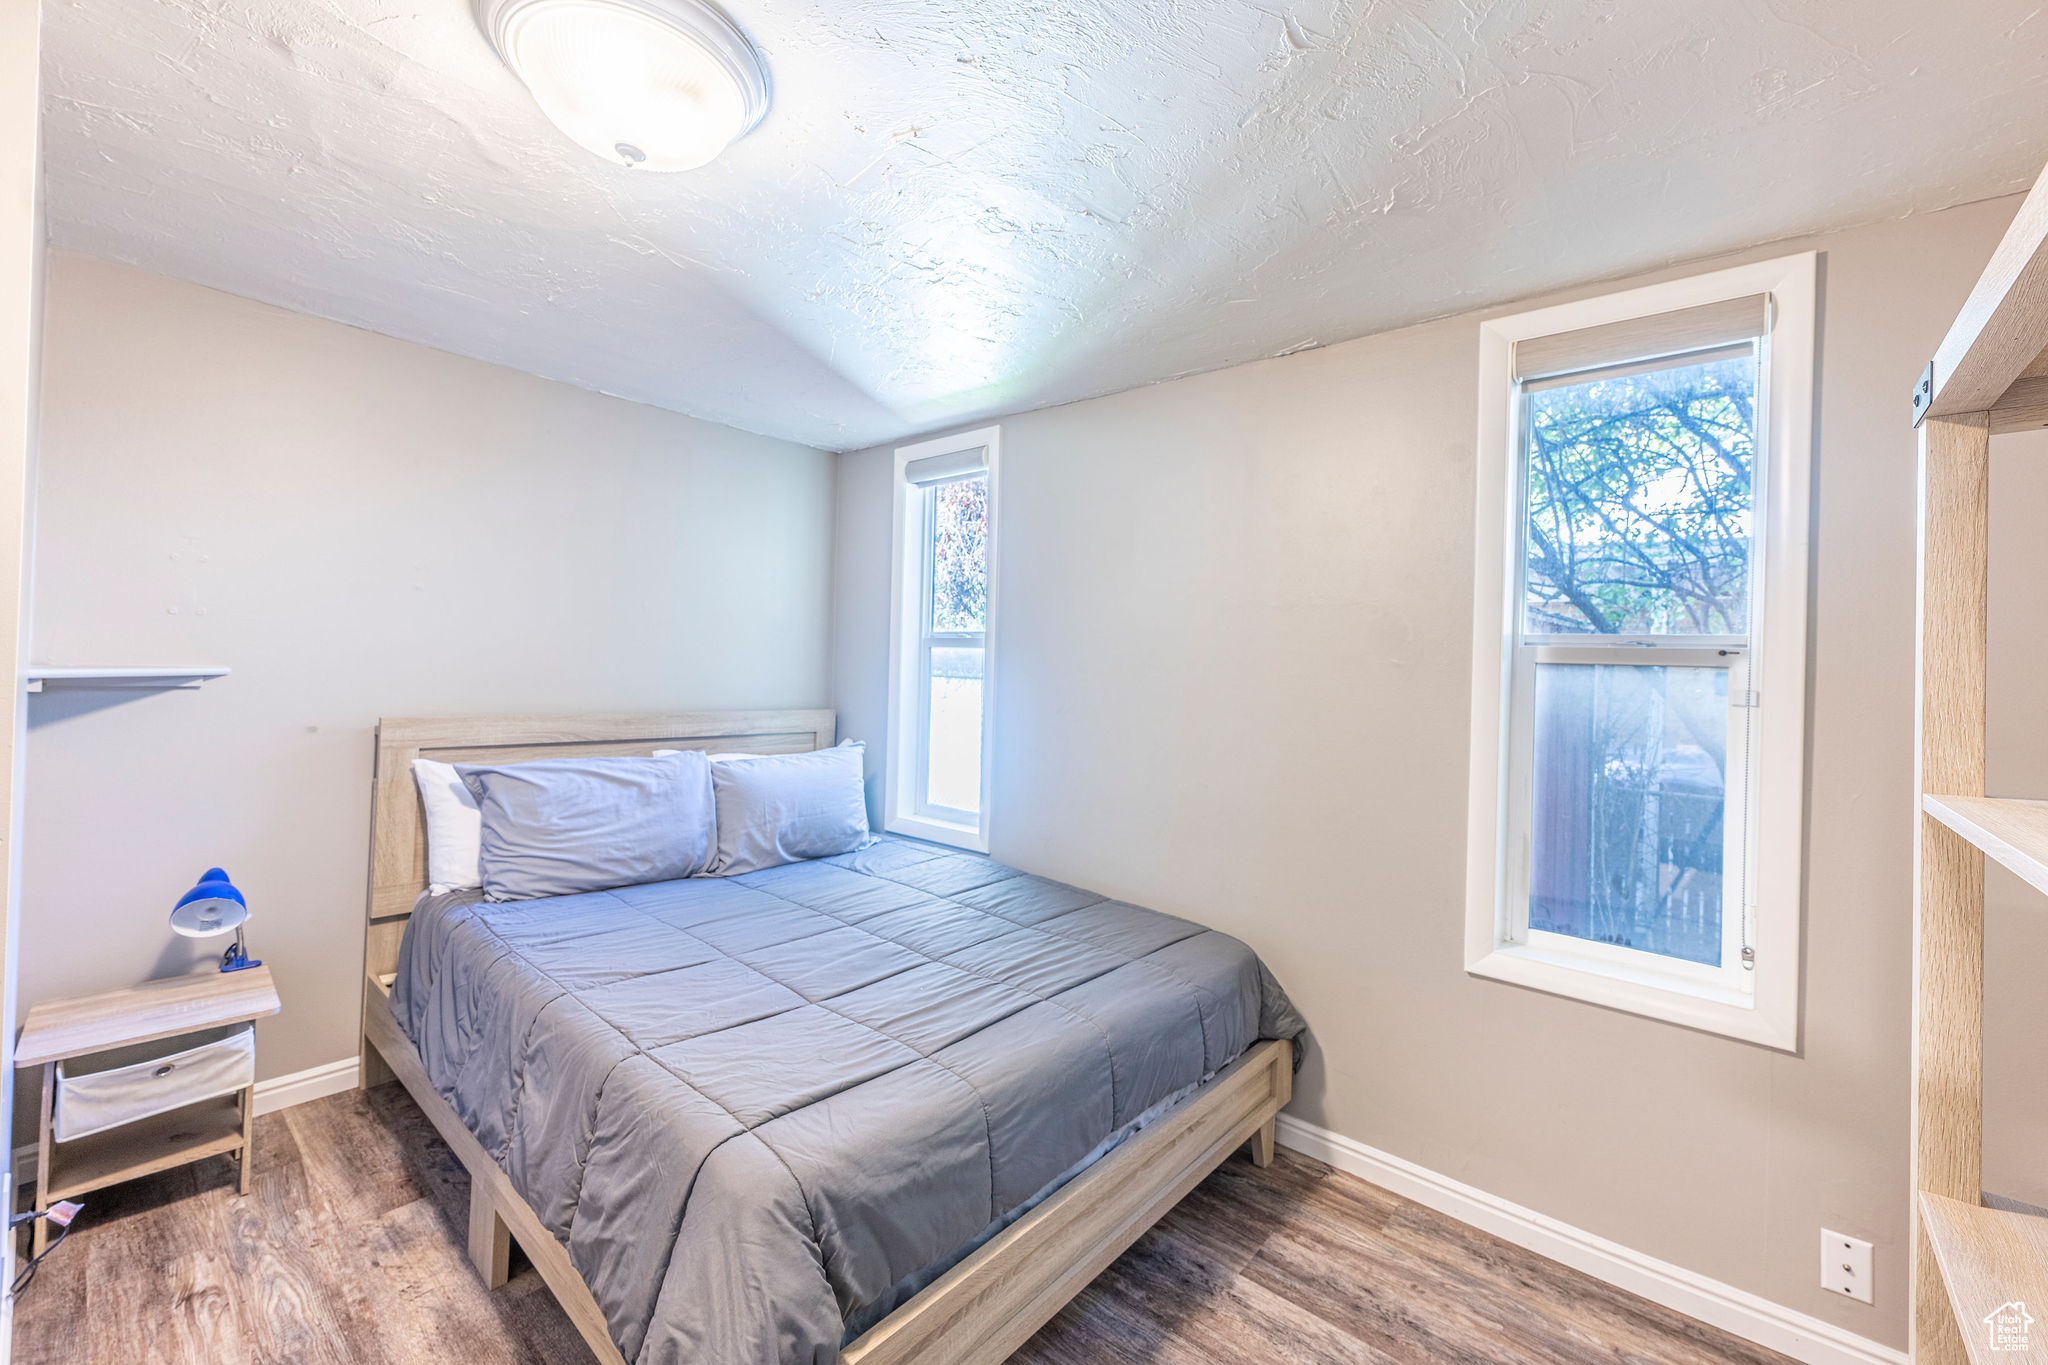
169 868 249 939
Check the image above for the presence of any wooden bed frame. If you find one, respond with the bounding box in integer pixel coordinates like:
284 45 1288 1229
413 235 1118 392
357 710 1292 1365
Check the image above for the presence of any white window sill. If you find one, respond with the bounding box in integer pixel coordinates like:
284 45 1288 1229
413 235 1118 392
1466 942 1795 1051
885 812 987 854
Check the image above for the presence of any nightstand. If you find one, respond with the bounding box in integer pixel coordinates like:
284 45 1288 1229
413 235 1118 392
15 966 281 1253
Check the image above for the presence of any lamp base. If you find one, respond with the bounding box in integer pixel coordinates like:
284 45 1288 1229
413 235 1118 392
220 938 261 974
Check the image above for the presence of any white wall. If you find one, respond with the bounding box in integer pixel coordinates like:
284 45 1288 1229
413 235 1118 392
19 253 835 1128
1 0 43 1311
832 194 2048 1351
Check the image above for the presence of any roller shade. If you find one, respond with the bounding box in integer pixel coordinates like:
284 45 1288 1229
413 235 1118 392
1514 293 1770 384
905 446 988 485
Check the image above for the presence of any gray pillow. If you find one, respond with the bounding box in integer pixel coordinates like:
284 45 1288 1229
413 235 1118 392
708 742 872 876
456 751 715 900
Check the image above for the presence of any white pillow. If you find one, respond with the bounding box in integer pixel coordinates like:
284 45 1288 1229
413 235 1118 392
660 743 873 876
412 758 482 893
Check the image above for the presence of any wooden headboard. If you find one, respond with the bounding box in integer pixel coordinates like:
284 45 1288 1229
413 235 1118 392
363 710 836 978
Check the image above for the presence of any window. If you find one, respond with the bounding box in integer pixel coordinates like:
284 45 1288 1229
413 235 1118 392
1464 255 1815 1049
886 426 998 851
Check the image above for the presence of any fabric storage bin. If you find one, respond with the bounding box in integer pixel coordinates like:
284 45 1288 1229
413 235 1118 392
53 1023 254 1142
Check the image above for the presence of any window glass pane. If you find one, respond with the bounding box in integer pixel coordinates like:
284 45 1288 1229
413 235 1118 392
1529 663 1727 966
928 475 988 634
1524 350 1755 635
927 646 984 813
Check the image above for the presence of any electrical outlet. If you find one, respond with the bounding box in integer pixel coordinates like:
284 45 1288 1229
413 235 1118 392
1822 1229 1874 1304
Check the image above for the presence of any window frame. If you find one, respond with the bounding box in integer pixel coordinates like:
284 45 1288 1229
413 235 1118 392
1463 254 1815 1050
886 425 999 852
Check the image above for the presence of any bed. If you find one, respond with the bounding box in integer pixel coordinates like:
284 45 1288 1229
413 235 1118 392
358 711 1303 1365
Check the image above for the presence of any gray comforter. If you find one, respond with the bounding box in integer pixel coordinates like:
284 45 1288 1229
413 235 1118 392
392 835 1303 1365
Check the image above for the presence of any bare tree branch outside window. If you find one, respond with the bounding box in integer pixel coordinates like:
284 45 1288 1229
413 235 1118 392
930 476 987 634
1524 352 1756 966
925 474 988 814
1524 354 1754 636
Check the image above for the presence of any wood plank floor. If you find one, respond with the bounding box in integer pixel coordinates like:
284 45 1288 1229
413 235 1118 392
13 1082 1799 1364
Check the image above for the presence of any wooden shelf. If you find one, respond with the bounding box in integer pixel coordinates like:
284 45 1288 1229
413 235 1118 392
43 1092 245 1201
16 965 280 1066
1910 141 2048 1365
24 665 228 693
1924 795 2048 898
1920 1192 2048 1364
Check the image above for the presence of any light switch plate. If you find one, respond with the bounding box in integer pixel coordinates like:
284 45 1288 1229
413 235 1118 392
1822 1229 1874 1304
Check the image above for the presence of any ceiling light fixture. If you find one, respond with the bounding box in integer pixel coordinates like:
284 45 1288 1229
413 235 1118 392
475 0 770 172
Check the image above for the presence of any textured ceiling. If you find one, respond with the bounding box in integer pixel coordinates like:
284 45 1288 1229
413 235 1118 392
40 0 2048 450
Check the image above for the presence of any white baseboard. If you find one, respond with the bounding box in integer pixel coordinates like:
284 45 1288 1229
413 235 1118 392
13 1056 362 1188
253 1056 360 1116
1274 1115 1906 1365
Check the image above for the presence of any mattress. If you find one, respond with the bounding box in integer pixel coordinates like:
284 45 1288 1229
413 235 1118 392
391 834 1304 1365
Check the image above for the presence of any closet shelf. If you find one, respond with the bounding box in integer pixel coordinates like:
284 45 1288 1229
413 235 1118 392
1923 795 2048 898
1919 1192 2048 1364
24 666 229 693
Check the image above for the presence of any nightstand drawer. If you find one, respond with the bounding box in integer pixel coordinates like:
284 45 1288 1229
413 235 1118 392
54 1023 255 1142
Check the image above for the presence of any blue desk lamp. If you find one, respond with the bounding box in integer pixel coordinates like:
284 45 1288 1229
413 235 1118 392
169 868 261 973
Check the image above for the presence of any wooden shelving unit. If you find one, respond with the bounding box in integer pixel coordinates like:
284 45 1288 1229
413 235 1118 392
1919 1192 2048 1365
1924 796 2048 898
1911 156 2048 1363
